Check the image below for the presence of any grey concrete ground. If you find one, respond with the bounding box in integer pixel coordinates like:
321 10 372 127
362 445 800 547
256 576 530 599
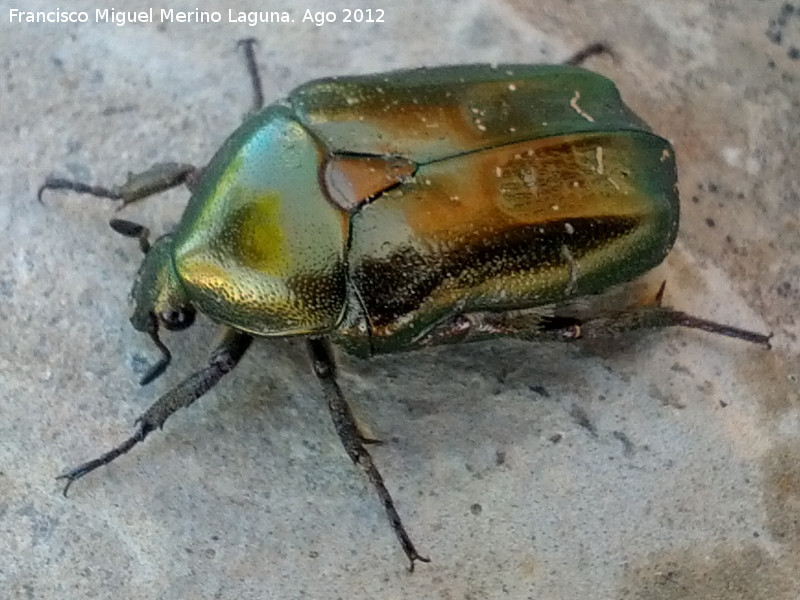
2 0 799 598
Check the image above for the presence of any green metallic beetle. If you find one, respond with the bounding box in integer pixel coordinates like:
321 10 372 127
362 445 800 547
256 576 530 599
40 41 770 569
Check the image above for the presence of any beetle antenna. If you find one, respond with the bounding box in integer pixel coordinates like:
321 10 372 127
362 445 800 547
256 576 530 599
140 314 172 385
109 218 151 254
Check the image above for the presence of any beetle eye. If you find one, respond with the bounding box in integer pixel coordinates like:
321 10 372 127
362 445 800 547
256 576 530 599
158 306 196 331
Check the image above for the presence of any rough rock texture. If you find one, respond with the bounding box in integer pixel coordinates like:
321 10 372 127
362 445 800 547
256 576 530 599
2 1 798 598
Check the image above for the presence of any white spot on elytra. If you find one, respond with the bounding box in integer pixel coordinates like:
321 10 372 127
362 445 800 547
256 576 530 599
570 90 595 123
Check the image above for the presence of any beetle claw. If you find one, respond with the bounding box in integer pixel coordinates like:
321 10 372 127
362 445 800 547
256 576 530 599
56 470 80 497
407 550 431 572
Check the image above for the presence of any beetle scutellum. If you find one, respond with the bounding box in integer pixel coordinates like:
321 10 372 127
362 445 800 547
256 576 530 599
40 41 770 569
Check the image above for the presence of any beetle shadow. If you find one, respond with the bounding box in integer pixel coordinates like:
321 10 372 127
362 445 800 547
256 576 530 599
144 320 647 484
333 337 640 457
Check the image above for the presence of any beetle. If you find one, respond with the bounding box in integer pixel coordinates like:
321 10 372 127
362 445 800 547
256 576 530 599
40 40 770 569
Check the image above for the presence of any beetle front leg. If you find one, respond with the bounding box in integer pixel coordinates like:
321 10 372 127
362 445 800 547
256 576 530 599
39 162 199 208
306 338 430 571
58 328 253 495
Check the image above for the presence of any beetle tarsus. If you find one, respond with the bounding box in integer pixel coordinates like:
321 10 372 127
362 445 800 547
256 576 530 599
58 426 146 496
667 310 773 348
237 38 265 113
58 329 253 494
38 178 121 204
572 306 772 348
306 338 429 569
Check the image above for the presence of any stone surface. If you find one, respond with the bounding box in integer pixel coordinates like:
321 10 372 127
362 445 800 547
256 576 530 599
1 0 799 598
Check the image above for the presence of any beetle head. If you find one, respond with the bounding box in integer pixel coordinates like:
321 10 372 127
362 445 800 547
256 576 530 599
130 234 196 384
130 234 195 332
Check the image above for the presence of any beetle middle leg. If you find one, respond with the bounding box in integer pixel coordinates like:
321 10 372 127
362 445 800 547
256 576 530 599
306 338 430 571
58 328 253 495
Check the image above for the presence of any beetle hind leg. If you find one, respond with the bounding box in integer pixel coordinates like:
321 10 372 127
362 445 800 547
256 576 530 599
413 301 771 349
306 338 430 571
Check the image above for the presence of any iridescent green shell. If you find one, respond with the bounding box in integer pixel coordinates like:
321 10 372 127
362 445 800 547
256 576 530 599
166 64 679 355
